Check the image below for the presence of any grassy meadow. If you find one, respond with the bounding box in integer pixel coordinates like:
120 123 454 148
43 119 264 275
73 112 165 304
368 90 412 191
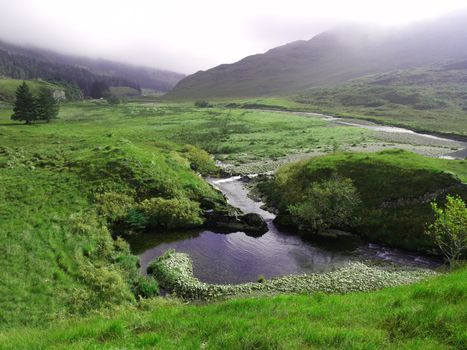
208 67 467 138
0 99 465 348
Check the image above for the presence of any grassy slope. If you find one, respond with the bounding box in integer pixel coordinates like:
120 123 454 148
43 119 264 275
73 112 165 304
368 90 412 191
0 78 66 102
294 67 467 137
260 150 467 251
0 267 465 349
0 103 225 327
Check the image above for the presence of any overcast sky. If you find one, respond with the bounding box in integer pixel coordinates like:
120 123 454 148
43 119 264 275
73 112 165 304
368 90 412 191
0 0 466 74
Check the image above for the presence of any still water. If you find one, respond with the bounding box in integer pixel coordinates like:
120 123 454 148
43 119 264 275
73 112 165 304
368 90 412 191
127 177 440 284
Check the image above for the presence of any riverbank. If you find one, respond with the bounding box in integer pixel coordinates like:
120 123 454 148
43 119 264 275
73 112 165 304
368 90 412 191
148 250 436 301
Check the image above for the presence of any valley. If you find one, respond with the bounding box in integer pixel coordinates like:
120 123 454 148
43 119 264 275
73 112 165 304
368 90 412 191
0 6 466 349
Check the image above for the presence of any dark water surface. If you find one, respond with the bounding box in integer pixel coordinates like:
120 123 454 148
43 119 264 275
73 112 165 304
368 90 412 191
127 177 441 284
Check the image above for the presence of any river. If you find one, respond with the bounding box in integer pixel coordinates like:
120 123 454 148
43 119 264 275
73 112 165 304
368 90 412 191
127 176 441 284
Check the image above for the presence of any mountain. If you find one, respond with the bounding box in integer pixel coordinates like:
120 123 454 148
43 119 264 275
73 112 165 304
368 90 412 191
0 40 185 96
167 12 467 99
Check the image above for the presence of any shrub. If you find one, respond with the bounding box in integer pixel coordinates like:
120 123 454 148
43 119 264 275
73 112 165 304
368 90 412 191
182 144 218 175
288 176 361 233
95 192 135 222
194 100 212 108
139 197 204 229
124 208 149 231
133 276 159 298
425 195 467 267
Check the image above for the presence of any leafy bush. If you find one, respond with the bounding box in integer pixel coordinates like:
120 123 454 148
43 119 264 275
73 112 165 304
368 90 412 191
95 192 135 222
182 144 218 175
139 197 204 229
124 208 150 231
194 100 212 108
288 176 361 233
132 276 159 298
425 195 467 267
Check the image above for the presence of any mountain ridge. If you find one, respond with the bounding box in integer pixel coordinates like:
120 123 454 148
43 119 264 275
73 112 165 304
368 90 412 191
0 39 185 94
167 12 467 99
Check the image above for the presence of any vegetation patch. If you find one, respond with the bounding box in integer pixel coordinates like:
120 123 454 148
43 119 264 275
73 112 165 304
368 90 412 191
258 150 467 252
148 250 436 301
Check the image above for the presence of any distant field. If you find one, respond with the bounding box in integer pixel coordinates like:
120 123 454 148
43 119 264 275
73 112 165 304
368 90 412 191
203 67 467 138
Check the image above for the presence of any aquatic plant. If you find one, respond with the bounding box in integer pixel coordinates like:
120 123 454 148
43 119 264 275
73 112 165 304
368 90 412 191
148 250 436 301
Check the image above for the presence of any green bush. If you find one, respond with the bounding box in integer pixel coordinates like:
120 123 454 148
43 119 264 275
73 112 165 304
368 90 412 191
133 276 159 298
182 144 218 175
194 100 212 108
139 197 204 229
288 176 361 233
95 192 135 222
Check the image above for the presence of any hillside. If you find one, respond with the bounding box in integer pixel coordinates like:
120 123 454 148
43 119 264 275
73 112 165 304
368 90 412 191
293 65 467 137
0 40 184 96
0 78 80 102
167 12 467 99
259 150 467 252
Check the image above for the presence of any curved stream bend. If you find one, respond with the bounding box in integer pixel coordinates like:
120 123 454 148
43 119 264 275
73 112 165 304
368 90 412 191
129 177 441 284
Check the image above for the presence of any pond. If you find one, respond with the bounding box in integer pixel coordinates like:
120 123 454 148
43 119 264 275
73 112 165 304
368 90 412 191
127 177 441 284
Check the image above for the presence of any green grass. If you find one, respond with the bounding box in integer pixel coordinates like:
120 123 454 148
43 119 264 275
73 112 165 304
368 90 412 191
216 67 467 138
0 100 465 348
259 150 467 251
0 78 67 102
0 266 465 349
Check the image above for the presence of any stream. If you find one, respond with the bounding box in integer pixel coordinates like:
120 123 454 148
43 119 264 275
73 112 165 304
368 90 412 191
127 176 441 284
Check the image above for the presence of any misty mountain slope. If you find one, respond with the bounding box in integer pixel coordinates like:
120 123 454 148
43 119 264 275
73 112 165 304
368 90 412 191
0 40 184 94
167 13 467 99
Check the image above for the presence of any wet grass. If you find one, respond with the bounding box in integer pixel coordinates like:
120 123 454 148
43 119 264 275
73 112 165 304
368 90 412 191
0 266 465 349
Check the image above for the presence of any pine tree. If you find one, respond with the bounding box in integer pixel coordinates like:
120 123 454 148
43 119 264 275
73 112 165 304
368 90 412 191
11 82 36 124
36 87 59 123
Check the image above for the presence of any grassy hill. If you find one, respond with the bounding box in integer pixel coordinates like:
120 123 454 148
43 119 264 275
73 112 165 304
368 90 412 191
293 66 467 137
167 12 467 99
259 150 467 252
0 78 72 102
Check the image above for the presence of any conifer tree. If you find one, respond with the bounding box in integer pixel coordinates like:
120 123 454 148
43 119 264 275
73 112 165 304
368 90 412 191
36 87 59 123
11 82 36 124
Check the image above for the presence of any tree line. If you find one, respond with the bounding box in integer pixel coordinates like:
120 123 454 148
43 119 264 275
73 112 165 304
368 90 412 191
11 82 59 124
0 49 141 98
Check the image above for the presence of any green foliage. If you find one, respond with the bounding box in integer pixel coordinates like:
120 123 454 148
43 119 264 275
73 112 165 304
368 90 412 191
95 192 136 223
426 195 467 267
194 100 212 108
11 81 36 123
106 95 122 105
1 266 466 349
288 176 361 233
132 276 159 298
139 197 204 229
35 87 60 122
260 150 467 251
182 144 218 175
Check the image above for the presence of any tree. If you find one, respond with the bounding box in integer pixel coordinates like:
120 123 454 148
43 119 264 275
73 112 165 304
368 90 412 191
11 82 36 124
288 176 361 233
90 81 110 99
426 195 467 268
36 87 59 122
